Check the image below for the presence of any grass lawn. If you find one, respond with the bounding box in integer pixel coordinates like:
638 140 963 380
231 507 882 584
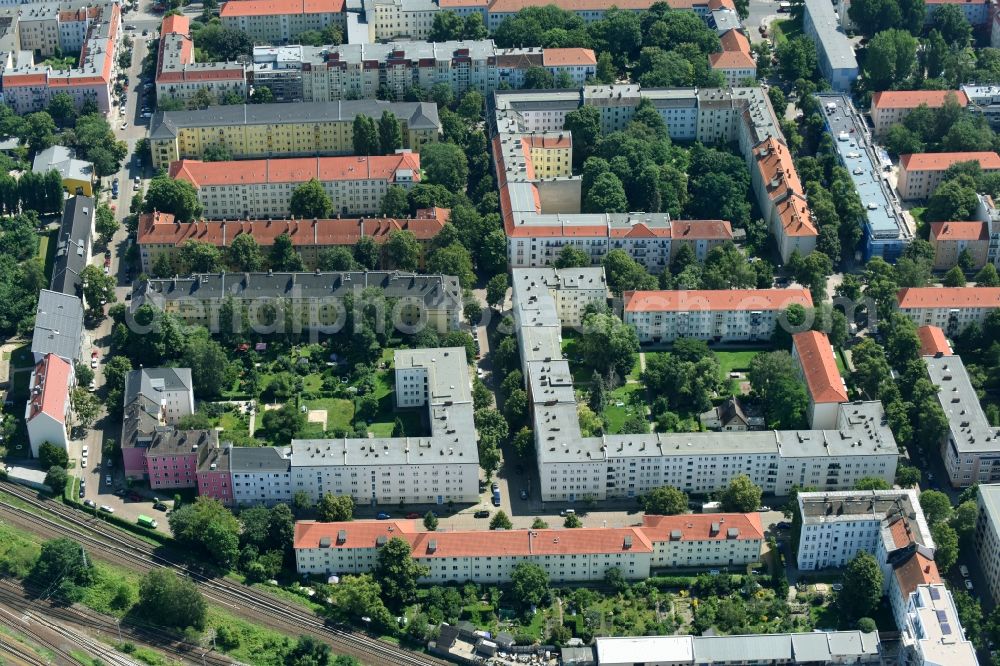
771 17 803 45
37 227 58 284
715 351 761 377
604 383 648 434
834 348 848 376
909 206 928 239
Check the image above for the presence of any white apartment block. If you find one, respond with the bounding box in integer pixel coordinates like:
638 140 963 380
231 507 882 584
896 287 1000 336
511 268 898 503
219 0 345 44
924 353 1000 488
622 289 814 344
295 511 763 583
287 347 478 506
897 585 978 666
976 484 1000 605
250 41 596 104
495 85 817 269
229 446 293 506
169 153 420 220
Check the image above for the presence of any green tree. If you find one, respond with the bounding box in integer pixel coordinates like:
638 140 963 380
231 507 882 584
579 310 639 379
854 477 891 490
386 229 421 271
143 176 202 222
602 249 657 294
931 521 959 571
138 569 207 630
531 517 549 529
80 264 116 312
378 110 403 155
38 442 69 469
261 402 306 446
177 239 223 273
720 475 763 513
354 236 380 269
29 538 93 600
554 245 591 269
490 510 512 530
44 466 68 494
289 178 333 220
423 511 438 531
943 265 967 287
931 4 972 46
920 490 953 525
510 562 549 610
202 143 232 162
71 387 99 428
895 464 922 488
974 263 1000 286
47 92 77 127
563 105 601 168
584 172 628 214
748 351 809 429
318 246 357 271
352 115 380 155
429 10 464 41
249 86 274 104
227 233 264 271
317 493 354 522
640 486 688 515
181 336 234 398
269 233 304 271
428 242 475 287
926 178 979 222
379 185 410 218
776 36 818 81
564 513 583 528
421 142 469 192
951 500 978 543
373 536 427 612
863 29 917 90
168 497 241 568
95 203 119 244
103 356 132 394
839 551 883 620
286 636 333 666
486 273 508 310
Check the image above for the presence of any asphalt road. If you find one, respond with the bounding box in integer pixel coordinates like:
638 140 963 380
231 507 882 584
746 0 783 43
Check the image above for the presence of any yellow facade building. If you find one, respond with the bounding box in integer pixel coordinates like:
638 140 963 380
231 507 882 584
149 101 441 170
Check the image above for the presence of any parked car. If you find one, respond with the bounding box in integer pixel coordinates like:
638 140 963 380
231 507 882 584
99 505 114 513
405 512 420 519
81 458 87 468
78 486 85 498
376 512 391 520
960 565 970 578
84 499 96 508
105 473 112 485
153 501 168 511
559 509 575 517
965 579 974 591
474 510 490 518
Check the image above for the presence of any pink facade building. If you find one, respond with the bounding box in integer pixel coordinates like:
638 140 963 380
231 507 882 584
197 444 233 505
146 430 217 490
121 368 196 481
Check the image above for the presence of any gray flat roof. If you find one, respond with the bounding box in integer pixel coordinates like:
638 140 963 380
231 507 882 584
150 101 440 139
925 354 999 453
230 445 291 473
817 93 905 240
31 289 83 362
804 0 858 71
979 484 1000 531
123 367 193 406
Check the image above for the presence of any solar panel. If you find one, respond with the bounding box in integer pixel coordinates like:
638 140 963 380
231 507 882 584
936 610 948 622
941 623 952 636
930 587 941 600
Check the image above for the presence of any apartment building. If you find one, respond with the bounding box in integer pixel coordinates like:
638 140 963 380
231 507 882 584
25 353 74 457
146 429 219 490
929 221 990 271
896 287 1000 335
219 0 345 44
594 632 881 666
155 14 246 108
792 330 848 429
802 0 858 91
33 145 94 197
120 368 196 481
816 94 910 261
295 511 762 582
975 484 1000 605
136 208 448 273
963 84 1000 129
131 271 464 334
622 289 813 344
870 90 968 136
196 443 233 506
1 1 120 114
493 86 772 268
751 138 818 261
511 268 898 503
169 153 420 220
49 195 95 299
251 41 596 102
898 152 1000 200
924 352 1000 488
148 101 440 170
291 348 478 505
708 29 756 86
898 585 978 666
227 446 293 506
30 289 83 364
924 0 989 25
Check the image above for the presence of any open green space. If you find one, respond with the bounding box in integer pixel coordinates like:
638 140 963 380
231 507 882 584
770 17 803 45
603 383 649 434
37 227 58 284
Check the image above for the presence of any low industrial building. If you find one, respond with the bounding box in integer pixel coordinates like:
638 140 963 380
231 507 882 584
149 101 441 170
898 152 1000 201
622 289 813 343
169 152 420 219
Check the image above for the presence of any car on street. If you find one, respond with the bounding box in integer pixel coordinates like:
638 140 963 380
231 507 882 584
81 457 87 468
519 489 528 500
84 499 96 508
79 485 85 498
376 512 391 520
105 473 112 485
153 501 168 511
965 579 974 591
91 356 98 368
88 379 96 391
99 505 114 513
106 457 113 468
491 482 499 492
961 565 970 578
405 512 420 519
112 488 126 497
120 122 128 130
559 509 575 517
474 510 490 518
776 521 792 530
758 506 771 512
82 445 88 456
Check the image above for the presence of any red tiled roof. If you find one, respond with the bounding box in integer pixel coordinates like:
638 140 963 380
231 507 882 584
623 289 813 313
917 326 953 357
894 553 941 599
896 287 1000 310
294 521 654 556
541 48 597 67
899 152 1000 172
669 220 734 240
640 513 764 542
930 221 989 242
872 90 968 111
138 208 448 247
792 331 848 404
220 0 344 16
161 13 190 34
26 353 72 424
487 0 734 11
169 154 420 188
709 50 756 70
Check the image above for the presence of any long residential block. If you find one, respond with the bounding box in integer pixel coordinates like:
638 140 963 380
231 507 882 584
870 90 968 136
622 289 813 343
898 152 1000 200
136 208 448 273
155 14 246 108
294 512 763 582
250 41 596 102
220 0 346 44
149 100 440 170
975 484 1000 605
802 0 858 91
168 152 420 220
896 287 1000 335
131 271 464 333
1 0 122 114
792 330 848 428
512 268 898 503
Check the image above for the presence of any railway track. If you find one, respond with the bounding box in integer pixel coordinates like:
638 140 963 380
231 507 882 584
0 482 450 666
